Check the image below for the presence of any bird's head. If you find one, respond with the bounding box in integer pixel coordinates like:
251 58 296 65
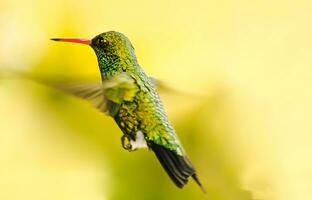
51 31 138 78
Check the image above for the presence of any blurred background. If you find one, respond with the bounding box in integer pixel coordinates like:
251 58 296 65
0 0 312 199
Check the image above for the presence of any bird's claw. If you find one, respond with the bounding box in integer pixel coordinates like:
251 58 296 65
121 135 133 151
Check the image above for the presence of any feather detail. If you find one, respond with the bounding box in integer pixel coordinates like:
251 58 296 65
149 142 206 192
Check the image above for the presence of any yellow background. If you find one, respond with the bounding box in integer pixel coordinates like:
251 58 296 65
0 0 311 200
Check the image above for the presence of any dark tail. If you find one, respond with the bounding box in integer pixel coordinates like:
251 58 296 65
150 142 206 192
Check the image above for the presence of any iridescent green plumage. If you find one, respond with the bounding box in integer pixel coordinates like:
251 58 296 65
91 31 184 155
52 31 204 191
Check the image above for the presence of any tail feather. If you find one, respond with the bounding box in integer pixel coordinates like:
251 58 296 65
150 142 205 192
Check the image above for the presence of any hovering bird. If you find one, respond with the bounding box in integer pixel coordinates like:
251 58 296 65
51 31 204 191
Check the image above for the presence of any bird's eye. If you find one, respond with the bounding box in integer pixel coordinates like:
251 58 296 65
98 37 109 47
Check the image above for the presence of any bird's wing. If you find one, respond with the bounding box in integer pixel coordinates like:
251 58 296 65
101 72 139 116
34 72 139 116
1 70 140 116
0 69 108 113
48 72 139 117
48 82 108 113
149 76 203 97
102 72 139 103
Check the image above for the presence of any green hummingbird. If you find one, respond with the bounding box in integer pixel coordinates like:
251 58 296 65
51 31 204 191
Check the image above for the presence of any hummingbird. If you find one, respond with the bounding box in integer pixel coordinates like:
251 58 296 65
51 31 204 191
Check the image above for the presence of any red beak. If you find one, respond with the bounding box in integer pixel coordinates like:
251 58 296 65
50 38 91 45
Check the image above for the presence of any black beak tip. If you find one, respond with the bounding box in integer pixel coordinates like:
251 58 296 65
50 38 60 41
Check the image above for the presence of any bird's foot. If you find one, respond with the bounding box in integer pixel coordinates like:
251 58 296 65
121 135 134 151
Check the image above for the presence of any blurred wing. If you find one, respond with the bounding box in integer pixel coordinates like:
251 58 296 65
0 69 141 115
49 82 108 113
102 72 139 104
0 69 108 113
102 72 139 116
149 76 171 93
150 77 197 97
